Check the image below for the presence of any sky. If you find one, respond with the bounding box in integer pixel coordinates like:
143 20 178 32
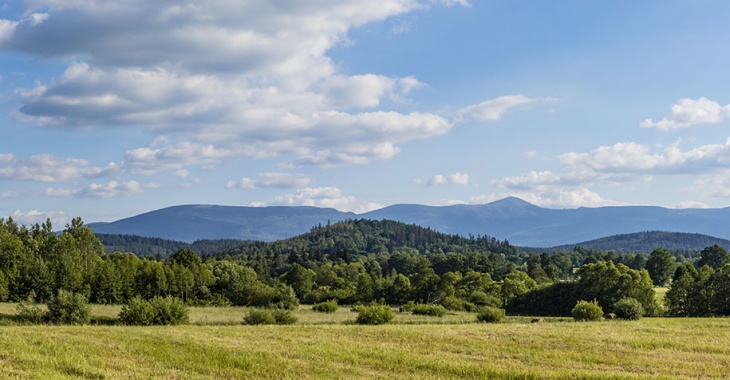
3 0 730 226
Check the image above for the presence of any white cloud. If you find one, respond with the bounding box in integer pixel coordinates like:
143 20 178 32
78 181 158 198
425 172 470 186
251 187 382 213
226 172 312 190
0 191 19 199
4 1 467 173
641 97 730 130
488 138 730 208
11 209 70 226
457 95 546 122
675 200 710 209
0 153 116 182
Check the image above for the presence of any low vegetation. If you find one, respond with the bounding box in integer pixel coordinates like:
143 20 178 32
571 300 604 322
0 318 727 378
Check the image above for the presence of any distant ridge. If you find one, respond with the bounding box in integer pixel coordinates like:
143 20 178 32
520 231 730 253
89 198 730 247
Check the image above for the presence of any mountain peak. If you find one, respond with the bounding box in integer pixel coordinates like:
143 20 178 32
486 197 538 209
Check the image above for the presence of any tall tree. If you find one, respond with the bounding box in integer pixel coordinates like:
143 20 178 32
697 245 730 269
645 248 676 286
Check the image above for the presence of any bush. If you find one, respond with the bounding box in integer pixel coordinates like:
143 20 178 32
399 300 417 313
355 304 394 325
272 308 298 325
572 300 604 322
475 306 506 323
119 297 156 325
469 291 502 308
613 297 644 320
46 290 91 325
244 309 276 325
16 300 44 324
411 304 447 317
312 300 338 313
441 296 464 311
149 296 189 325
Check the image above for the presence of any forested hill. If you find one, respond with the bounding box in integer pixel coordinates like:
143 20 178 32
220 219 517 261
522 231 730 254
95 233 248 257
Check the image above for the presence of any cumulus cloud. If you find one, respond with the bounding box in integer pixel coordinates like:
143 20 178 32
424 172 470 186
641 97 730 130
488 138 730 208
0 153 116 182
251 187 382 213
226 172 312 190
3 1 468 172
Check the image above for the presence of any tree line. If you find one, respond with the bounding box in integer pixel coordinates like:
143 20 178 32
1 217 729 318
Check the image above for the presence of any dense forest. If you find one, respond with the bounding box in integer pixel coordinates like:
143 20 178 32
95 233 249 258
0 217 727 318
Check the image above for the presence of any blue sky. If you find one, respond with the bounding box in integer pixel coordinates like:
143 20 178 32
3 0 730 226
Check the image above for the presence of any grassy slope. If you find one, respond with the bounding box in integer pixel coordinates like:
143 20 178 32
0 304 728 379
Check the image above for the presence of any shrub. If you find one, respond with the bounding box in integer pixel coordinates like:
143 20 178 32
572 300 604 322
475 306 506 323
441 296 464 311
119 297 156 326
399 301 417 313
613 297 644 320
244 309 276 325
149 296 189 325
46 290 91 325
272 308 298 325
411 304 447 317
312 300 338 313
469 291 502 308
355 304 394 325
15 301 44 324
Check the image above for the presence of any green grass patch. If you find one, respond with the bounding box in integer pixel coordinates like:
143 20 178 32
0 318 727 378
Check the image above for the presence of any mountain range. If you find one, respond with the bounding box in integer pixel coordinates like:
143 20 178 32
89 197 730 247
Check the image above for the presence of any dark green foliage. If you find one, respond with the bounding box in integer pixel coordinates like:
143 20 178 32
272 308 298 325
119 297 156 325
697 245 730 270
312 300 338 313
507 282 581 316
355 304 394 325
527 231 730 254
148 296 189 325
411 304 447 317
613 297 644 320
96 233 248 258
645 248 676 286
46 290 91 325
244 309 276 325
572 300 603 322
476 306 505 323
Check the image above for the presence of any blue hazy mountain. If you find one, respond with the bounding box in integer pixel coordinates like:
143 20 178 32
89 197 730 247
89 205 355 243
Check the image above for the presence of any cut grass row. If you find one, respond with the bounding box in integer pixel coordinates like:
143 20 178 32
0 318 728 379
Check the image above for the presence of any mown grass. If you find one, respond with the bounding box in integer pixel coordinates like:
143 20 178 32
0 318 729 378
0 303 728 378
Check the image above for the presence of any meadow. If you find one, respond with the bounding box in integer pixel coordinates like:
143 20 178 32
0 303 727 379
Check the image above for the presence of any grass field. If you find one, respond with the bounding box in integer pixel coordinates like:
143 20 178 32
0 303 728 379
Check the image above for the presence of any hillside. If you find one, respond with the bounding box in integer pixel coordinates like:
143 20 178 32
95 233 249 257
89 205 355 242
88 197 730 247
521 231 730 254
